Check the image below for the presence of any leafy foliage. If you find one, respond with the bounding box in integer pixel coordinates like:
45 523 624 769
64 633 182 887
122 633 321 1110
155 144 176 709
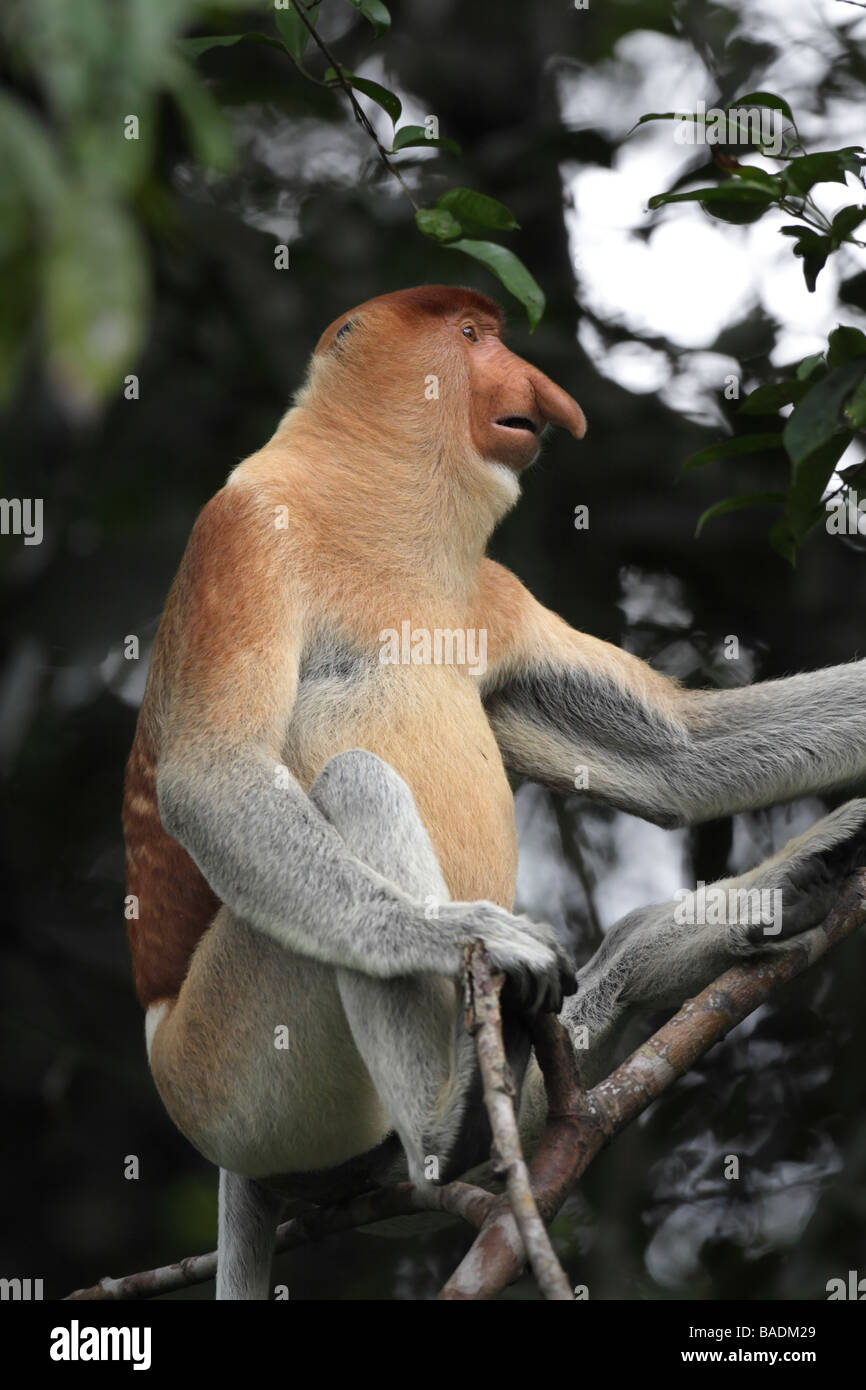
0 0 242 410
639 95 864 292
191 0 543 326
638 94 866 560
0 0 546 420
687 329 866 561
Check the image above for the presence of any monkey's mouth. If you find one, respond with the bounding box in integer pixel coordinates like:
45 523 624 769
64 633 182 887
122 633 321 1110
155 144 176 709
495 416 539 435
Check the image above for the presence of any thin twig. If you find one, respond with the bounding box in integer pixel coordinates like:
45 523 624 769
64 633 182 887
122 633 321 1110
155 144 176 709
64 1179 495 1301
287 0 419 210
464 942 572 1300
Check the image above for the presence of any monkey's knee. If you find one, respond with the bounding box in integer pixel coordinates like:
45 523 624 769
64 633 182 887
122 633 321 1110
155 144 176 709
310 748 450 901
311 749 412 821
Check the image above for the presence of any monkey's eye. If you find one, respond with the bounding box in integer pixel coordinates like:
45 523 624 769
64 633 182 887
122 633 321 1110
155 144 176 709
461 324 478 342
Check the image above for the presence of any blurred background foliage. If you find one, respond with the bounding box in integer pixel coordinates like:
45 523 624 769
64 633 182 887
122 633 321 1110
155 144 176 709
1 0 865 1301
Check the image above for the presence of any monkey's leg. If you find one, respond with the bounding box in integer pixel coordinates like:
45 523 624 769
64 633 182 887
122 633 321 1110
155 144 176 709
216 1169 284 1300
309 750 480 1184
562 798 866 1086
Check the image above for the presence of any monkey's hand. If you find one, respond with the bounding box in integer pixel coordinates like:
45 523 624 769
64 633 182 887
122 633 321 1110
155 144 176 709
436 901 576 1014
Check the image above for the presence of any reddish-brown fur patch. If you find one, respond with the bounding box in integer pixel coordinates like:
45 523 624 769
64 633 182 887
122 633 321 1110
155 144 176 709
123 485 297 1006
124 732 220 1007
315 285 505 355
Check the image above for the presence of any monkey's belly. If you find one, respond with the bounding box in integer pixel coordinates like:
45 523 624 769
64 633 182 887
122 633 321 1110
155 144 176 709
148 912 393 1175
286 669 519 906
150 674 519 1176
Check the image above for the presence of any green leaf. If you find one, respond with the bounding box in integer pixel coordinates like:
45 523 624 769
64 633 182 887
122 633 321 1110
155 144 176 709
649 183 776 211
415 207 462 242
164 54 235 172
0 93 65 210
780 226 832 292
769 517 799 565
772 430 853 561
695 491 786 537
840 271 866 311
391 124 461 156
826 325 866 369
735 166 783 193
345 0 391 37
342 74 402 124
727 91 795 124
706 201 776 226
844 375 866 429
631 110 742 139
179 33 284 57
275 3 321 61
436 188 519 235
630 111 684 129
738 380 808 415
179 34 248 56
682 433 785 472
783 149 865 196
783 360 866 464
649 182 776 224
44 192 147 409
633 97 795 144
446 240 545 330
796 352 825 381
830 205 866 246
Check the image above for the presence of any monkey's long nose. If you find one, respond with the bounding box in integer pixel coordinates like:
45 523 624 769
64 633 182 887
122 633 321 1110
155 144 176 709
530 367 587 439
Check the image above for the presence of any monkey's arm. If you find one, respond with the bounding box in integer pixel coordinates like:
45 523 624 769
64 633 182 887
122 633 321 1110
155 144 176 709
481 565 866 826
154 490 571 1004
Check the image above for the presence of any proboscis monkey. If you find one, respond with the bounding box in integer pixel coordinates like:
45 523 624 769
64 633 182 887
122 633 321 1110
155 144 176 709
123 285 866 1299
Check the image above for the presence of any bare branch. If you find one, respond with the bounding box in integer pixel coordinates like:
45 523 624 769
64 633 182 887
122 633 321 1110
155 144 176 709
464 942 572 1300
65 1180 495 1301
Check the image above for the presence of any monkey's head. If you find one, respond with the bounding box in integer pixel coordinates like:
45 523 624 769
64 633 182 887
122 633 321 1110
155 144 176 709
303 286 586 482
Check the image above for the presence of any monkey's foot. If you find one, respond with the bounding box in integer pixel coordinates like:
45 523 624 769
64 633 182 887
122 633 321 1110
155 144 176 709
566 799 866 1072
726 797 866 951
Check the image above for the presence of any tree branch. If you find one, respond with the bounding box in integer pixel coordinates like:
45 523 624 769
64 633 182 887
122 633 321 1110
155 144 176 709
464 942 572 1300
65 1180 495 1301
437 869 866 1299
